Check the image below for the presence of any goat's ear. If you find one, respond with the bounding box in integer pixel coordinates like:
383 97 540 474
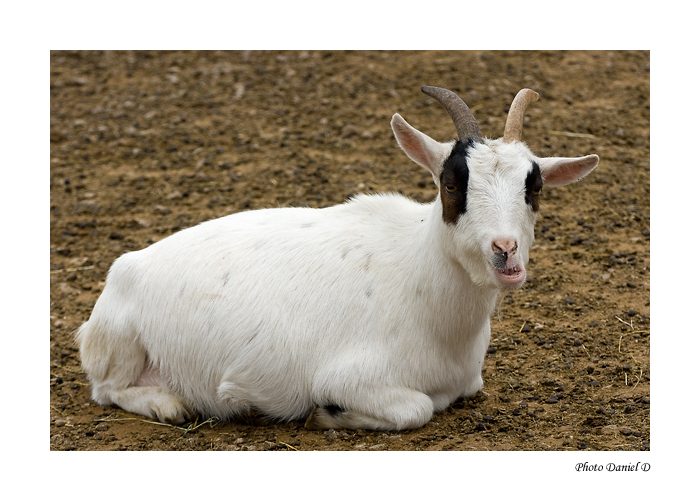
391 114 452 180
538 154 599 187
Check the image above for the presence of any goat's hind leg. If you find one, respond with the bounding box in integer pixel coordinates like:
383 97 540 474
305 387 435 431
77 321 190 424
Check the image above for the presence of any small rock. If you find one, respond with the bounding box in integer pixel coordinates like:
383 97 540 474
75 201 101 214
154 205 172 216
233 82 245 100
325 429 340 442
58 282 80 295
341 125 359 138
132 218 151 228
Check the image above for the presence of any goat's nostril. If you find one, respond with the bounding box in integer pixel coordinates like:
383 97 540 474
492 239 517 256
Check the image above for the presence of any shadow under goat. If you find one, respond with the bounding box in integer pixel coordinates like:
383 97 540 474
77 86 599 430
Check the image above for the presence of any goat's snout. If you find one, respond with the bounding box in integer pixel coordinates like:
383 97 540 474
491 239 517 259
490 239 518 271
490 238 525 286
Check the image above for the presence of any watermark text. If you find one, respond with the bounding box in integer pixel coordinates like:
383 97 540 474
575 462 650 472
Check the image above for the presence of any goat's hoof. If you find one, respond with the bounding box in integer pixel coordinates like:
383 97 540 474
304 405 323 430
304 404 347 430
149 395 191 425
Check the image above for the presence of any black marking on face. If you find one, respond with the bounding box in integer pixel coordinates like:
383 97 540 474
440 139 472 224
525 161 543 212
492 251 508 270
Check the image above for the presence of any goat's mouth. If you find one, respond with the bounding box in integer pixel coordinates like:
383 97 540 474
493 263 525 287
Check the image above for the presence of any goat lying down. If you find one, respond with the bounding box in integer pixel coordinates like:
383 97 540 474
77 86 598 430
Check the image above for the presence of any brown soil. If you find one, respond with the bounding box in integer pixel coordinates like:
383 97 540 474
50 50 649 451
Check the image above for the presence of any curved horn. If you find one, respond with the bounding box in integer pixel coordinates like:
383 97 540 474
503 88 539 143
421 86 483 143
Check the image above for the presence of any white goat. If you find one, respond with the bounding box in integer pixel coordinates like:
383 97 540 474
77 86 598 430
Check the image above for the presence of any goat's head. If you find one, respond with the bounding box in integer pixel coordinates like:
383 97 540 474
391 86 599 289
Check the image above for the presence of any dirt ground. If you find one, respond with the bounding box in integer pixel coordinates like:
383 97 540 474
49 50 649 451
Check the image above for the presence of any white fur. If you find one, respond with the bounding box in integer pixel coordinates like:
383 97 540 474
77 105 598 430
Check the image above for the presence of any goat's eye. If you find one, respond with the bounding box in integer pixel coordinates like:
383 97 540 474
445 185 456 193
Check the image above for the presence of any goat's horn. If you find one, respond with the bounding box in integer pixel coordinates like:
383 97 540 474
421 86 483 143
503 88 539 143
